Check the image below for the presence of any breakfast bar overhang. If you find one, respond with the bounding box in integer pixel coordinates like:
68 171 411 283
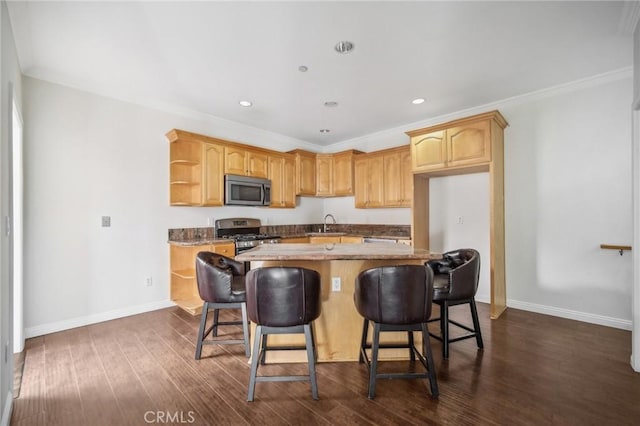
236 243 441 362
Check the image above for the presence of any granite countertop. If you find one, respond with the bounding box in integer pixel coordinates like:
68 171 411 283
168 238 232 246
235 243 440 261
280 233 410 240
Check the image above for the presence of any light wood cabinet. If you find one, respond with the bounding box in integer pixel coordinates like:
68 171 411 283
224 146 269 178
168 130 224 206
383 146 412 207
340 236 363 243
169 242 235 315
288 149 316 196
354 146 412 208
354 153 384 208
308 235 363 244
280 236 310 243
407 110 508 319
309 236 342 244
268 153 296 208
333 150 358 195
408 118 491 173
202 143 225 205
316 150 361 197
316 154 334 196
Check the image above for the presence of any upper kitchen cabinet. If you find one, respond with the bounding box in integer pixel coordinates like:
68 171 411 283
288 149 316 196
354 145 412 208
407 110 509 319
167 129 224 206
333 150 361 195
316 150 362 197
268 153 296 208
383 146 412 207
224 146 269 178
315 154 334 196
354 153 384 208
407 111 507 174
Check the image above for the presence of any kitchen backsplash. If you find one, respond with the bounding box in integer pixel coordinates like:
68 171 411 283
168 223 410 241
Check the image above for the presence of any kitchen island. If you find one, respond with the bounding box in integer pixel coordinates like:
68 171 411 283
236 243 441 362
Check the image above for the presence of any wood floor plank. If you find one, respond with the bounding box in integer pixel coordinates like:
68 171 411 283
41 330 89 426
12 303 640 426
9 337 45 423
111 317 201 420
133 323 249 425
79 322 150 426
146 307 327 425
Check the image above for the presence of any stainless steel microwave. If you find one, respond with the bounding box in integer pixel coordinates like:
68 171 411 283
224 174 271 206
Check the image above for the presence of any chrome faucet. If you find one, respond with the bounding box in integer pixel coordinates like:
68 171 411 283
323 214 336 233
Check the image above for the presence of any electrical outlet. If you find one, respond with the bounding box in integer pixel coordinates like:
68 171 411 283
457 216 464 225
331 277 341 292
101 216 111 227
145 276 153 287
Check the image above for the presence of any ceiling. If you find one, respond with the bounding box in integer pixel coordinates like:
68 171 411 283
6 1 636 146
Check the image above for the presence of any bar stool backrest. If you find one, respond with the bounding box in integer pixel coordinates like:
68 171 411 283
245 267 321 327
354 265 434 325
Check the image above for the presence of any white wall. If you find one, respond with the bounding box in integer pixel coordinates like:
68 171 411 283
502 76 632 325
333 71 634 329
22 76 326 336
22 67 634 340
429 173 491 303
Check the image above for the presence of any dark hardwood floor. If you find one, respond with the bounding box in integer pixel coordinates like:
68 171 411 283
10 302 640 425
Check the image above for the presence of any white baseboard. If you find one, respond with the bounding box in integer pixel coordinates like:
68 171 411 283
506 299 632 330
24 300 176 338
1 391 12 426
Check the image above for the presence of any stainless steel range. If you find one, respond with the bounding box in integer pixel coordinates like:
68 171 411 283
214 218 280 254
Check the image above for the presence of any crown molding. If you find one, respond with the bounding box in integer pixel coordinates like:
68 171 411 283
329 67 633 152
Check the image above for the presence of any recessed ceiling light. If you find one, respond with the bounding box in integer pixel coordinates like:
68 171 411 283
412 98 425 105
319 129 331 133
324 101 338 107
334 41 354 54
298 65 308 72
239 100 252 107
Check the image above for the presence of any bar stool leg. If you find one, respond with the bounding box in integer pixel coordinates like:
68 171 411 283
421 323 439 398
247 325 264 402
441 301 450 359
368 323 381 399
240 302 251 358
469 298 484 349
359 319 369 363
260 334 268 365
408 331 415 362
310 322 318 363
195 302 209 360
212 308 220 337
304 324 319 400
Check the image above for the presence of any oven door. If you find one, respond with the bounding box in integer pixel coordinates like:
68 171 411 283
224 175 270 206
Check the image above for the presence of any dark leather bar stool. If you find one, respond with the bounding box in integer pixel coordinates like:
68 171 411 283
426 248 483 359
194 252 250 360
245 266 321 402
354 265 439 399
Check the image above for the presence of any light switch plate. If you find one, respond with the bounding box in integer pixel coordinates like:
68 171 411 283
101 216 111 227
